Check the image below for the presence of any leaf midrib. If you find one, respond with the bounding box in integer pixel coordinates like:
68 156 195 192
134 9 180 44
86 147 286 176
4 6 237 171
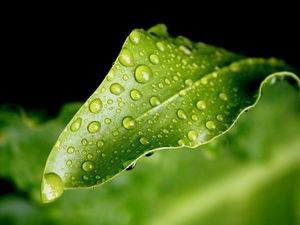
135 59 242 122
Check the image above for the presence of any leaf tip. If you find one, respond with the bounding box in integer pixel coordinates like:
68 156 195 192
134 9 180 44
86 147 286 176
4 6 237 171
147 23 169 37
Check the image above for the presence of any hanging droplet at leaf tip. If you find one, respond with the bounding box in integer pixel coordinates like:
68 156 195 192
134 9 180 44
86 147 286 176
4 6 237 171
41 172 64 204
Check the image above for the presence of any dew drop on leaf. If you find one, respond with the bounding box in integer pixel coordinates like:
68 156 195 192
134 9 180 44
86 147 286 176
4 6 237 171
145 151 154 157
156 41 165 51
124 161 137 171
96 140 104 148
140 137 150 145
219 92 228 101
179 45 192 55
184 79 193 86
130 89 142 100
118 48 134 67
150 96 161 106
122 116 136 129
70 117 82 132
110 83 125 95
196 100 206 110
179 89 186 96
123 74 129 81
41 173 64 203
188 130 198 141
191 114 198 121
149 54 160 64
67 146 75 154
178 139 185 146
87 121 101 133
89 98 102 114
135 65 153 83
177 109 187 119
216 114 224 121
82 175 89 180
129 30 141 45
82 161 95 172
206 121 216 130
104 118 112 124
81 138 88 146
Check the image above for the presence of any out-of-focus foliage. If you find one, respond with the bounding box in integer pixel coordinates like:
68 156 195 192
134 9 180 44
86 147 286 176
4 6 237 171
0 81 300 225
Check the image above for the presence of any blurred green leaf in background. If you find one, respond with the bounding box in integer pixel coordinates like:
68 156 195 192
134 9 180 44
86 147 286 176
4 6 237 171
1 77 300 224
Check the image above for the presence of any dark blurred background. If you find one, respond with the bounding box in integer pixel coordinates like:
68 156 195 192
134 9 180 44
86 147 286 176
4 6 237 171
1 3 299 116
1 4 300 225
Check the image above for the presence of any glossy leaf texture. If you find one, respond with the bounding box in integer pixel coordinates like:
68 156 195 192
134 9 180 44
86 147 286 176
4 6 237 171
41 24 300 203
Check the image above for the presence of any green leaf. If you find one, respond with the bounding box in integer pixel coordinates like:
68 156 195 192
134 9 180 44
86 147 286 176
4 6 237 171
41 24 300 203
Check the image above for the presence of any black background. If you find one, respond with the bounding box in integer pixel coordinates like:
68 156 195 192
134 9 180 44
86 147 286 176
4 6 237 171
1 4 299 117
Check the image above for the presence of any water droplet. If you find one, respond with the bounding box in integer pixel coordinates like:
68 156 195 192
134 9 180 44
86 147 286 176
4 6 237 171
145 151 154 157
66 160 72 166
135 65 153 83
150 96 161 106
163 129 169 134
219 93 228 101
140 137 149 145
149 54 159 64
200 77 208 85
130 89 142 100
156 42 165 51
106 71 115 81
107 99 113 104
41 173 64 203
112 130 119 136
70 117 82 132
165 78 171 85
185 79 193 86
216 114 224 121
110 83 125 95
119 48 134 67
67 146 74 154
96 140 104 148
158 83 164 88
124 161 136 171
82 161 94 172
87 153 93 159
179 45 191 55
82 175 89 180
81 138 88 146
177 109 187 119
179 89 186 96
196 100 206 110
178 139 185 146
89 98 102 114
206 121 216 130
129 30 141 44
104 118 111 124
191 115 198 121
188 130 198 141
123 74 129 81
122 116 136 129
87 121 101 133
